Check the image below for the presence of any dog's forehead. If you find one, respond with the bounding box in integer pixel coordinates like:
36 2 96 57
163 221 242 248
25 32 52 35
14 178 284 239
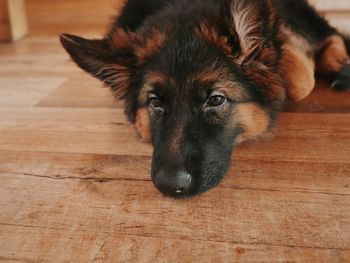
143 66 223 92
138 31 249 101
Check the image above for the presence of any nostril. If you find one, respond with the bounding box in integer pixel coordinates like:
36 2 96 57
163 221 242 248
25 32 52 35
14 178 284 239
153 170 193 197
174 172 192 194
176 188 184 194
175 187 186 194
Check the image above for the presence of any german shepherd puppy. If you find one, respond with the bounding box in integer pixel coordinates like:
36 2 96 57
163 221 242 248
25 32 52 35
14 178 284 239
60 0 350 198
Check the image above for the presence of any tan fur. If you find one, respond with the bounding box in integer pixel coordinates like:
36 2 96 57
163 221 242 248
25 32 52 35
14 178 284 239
195 23 232 54
280 44 315 101
135 108 152 143
230 0 277 59
109 28 134 50
138 84 151 106
95 64 132 98
103 28 136 98
284 26 315 58
138 72 168 104
109 28 166 65
235 103 270 143
193 67 231 83
193 68 249 101
136 30 166 64
214 81 249 102
230 1 263 56
317 35 349 76
244 62 285 108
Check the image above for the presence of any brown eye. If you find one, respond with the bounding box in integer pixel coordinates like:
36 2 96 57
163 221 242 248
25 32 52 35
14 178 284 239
207 95 226 107
149 95 162 109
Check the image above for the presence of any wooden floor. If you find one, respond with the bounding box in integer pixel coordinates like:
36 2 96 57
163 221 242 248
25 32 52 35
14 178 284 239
1 1 350 262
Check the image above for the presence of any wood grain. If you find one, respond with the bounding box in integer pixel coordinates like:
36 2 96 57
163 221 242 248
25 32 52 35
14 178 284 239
0 77 66 106
0 0 350 262
36 75 120 108
0 173 349 248
1 225 349 263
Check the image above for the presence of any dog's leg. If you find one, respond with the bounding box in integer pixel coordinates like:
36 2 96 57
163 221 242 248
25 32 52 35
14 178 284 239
277 0 350 91
280 43 316 101
316 35 350 90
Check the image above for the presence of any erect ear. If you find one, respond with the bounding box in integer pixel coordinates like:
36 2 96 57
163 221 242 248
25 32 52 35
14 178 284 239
222 0 277 63
59 33 134 98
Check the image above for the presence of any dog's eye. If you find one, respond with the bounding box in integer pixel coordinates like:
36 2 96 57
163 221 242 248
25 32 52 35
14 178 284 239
149 95 162 109
207 95 226 107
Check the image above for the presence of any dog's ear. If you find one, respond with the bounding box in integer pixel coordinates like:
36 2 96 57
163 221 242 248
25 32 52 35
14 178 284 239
222 0 276 63
222 0 288 107
60 33 134 98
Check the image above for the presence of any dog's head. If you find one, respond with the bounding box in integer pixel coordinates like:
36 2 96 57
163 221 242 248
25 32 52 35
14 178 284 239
60 0 286 198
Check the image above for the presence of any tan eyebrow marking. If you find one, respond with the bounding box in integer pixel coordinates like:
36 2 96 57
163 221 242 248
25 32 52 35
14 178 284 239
136 30 167 64
138 71 168 104
214 81 249 102
193 67 230 83
191 68 249 101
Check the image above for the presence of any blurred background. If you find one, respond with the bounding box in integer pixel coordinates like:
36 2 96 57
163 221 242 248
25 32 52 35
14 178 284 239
26 0 350 34
26 0 119 37
4 0 350 38
27 0 350 37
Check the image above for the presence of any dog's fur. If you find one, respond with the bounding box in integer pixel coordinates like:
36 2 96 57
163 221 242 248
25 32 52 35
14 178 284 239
60 0 350 198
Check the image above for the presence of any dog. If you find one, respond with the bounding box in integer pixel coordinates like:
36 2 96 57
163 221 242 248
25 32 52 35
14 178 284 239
60 0 350 198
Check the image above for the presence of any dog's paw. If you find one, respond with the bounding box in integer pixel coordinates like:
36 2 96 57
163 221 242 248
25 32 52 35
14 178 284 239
332 63 350 91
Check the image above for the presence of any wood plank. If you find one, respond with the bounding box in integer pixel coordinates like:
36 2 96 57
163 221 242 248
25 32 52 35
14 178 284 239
0 77 67 107
1 225 349 263
26 0 119 36
1 148 349 260
0 173 349 250
0 36 83 78
36 76 121 108
1 219 350 263
0 150 151 182
0 150 349 196
0 107 152 156
0 48 79 78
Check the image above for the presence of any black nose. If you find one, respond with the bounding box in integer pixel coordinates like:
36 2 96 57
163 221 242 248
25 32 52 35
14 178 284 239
154 171 193 197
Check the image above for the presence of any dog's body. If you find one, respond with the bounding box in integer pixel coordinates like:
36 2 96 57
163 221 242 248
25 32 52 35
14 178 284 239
60 0 350 198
